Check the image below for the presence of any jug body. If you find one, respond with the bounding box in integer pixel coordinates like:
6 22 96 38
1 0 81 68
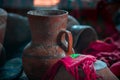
22 10 73 80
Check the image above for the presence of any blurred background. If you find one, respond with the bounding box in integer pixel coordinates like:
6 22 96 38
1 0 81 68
0 0 120 38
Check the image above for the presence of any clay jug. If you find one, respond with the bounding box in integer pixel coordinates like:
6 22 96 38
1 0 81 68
22 10 73 80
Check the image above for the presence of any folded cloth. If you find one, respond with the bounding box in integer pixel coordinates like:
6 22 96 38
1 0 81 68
83 38 120 67
42 54 97 80
82 37 120 78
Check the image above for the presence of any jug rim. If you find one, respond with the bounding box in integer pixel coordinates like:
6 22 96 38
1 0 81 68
27 9 68 17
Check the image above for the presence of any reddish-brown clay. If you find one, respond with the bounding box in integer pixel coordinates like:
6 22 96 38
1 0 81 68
22 10 74 80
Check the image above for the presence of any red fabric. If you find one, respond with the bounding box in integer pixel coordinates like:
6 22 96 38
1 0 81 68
82 36 120 80
83 37 120 67
110 61 120 76
42 55 97 80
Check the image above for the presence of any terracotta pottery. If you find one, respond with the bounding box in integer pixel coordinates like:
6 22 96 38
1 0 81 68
22 10 74 80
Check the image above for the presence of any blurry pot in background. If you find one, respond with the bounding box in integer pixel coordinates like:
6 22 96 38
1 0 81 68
3 13 31 60
67 15 80 29
66 15 97 53
67 25 98 53
0 8 7 66
0 8 7 44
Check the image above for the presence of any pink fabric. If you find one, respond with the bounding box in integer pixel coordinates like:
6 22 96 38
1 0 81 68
82 37 120 78
42 55 97 80
83 37 120 67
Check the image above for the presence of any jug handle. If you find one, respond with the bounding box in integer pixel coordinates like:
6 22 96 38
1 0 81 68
57 30 74 55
